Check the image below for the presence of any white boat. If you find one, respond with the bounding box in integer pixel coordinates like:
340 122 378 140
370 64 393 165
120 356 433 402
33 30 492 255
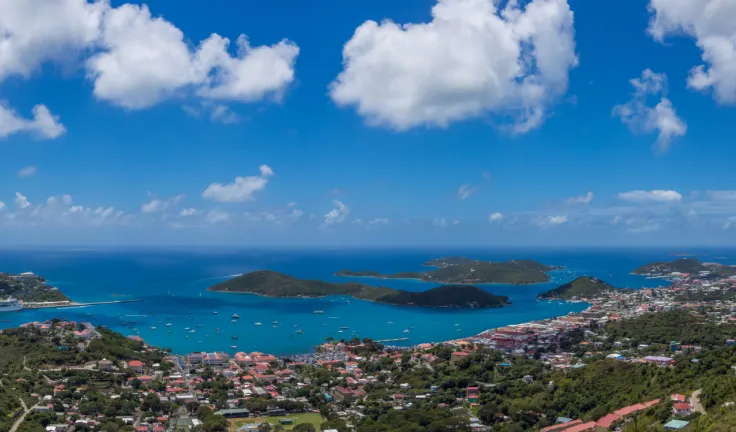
213 311 218 314
232 314 240 319
231 345 237 349
185 327 190 330
254 322 262 326
150 327 156 330
313 310 324 314
272 321 279 325
166 323 172 326
403 330 410 333
190 330 196 333
295 329 303 334
338 330 344 333
0 297 23 312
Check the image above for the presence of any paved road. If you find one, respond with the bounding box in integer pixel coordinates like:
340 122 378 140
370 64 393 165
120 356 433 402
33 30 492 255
691 389 706 415
9 398 39 432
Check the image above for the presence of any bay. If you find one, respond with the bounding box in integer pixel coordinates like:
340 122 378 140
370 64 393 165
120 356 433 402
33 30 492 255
0 247 727 355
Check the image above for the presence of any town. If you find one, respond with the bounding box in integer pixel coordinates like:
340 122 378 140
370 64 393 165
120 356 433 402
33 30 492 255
4 264 736 432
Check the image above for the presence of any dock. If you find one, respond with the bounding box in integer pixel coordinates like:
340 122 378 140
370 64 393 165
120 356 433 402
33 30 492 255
22 299 142 309
375 337 409 343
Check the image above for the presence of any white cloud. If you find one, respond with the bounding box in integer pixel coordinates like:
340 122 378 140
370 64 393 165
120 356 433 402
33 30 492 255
209 105 241 124
546 215 568 226
0 104 65 139
432 217 448 228
202 165 274 203
204 209 230 224
707 191 736 202
489 212 504 223
17 166 38 178
14 192 30 209
141 194 184 213
613 69 686 152
648 0 736 104
179 208 199 217
323 200 349 226
457 184 476 200
0 0 106 81
368 217 389 225
565 191 593 205
330 0 577 132
87 4 299 109
617 190 682 203
0 202 5 211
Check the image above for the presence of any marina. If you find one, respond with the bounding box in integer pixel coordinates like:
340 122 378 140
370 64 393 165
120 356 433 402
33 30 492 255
22 299 142 309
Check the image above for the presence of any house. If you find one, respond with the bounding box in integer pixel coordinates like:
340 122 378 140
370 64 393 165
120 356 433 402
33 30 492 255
128 360 144 373
541 420 583 432
451 352 470 363
671 394 686 403
643 356 675 366
672 403 692 417
664 420 690 430
214 408 250 418
466 387 479 403
332 387 355 402
99 360 113 371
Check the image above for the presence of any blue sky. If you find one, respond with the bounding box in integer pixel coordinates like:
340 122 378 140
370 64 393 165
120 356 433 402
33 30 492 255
1 0 735 246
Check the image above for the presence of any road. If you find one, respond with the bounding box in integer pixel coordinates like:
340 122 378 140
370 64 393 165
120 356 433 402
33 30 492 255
691 389 706 415
9 398 40 432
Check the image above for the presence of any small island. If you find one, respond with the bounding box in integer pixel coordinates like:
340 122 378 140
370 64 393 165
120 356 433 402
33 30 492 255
208 270 510 309
0 272 70 303
538 276 629 300
632 258 736 278
335 257 555 285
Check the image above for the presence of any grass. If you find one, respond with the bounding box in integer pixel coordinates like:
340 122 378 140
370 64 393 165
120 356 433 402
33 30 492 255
230 413 324 431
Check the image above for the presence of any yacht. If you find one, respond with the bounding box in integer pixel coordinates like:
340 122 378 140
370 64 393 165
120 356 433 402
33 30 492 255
340 326 349 330
232 314 240 319
272 321 279 325
213 311 218 315
295 329 303 334
231 345 237 349
254 322 262 326
403 329 410 333
313 310 324 314
231 336 239 340
150 327 156 330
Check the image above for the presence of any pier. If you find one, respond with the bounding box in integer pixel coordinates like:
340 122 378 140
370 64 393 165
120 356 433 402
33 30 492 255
22 299 142 309
375 337 409 343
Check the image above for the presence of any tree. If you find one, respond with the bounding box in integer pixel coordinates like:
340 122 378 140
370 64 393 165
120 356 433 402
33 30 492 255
293 425 316 432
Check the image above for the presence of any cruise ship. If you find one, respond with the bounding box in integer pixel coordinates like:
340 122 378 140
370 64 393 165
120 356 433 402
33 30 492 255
0 297 23 312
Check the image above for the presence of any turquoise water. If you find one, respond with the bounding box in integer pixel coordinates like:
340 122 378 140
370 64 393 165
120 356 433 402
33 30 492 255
0 248 723 355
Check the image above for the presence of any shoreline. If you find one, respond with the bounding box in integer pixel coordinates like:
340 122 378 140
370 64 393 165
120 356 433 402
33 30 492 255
332 272 551 286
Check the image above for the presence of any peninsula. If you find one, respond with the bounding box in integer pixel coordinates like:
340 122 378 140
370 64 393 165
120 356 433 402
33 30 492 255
0 272 70 303
538 276 628 300
632 258 736 278
335 257 555 284
208 270 509 308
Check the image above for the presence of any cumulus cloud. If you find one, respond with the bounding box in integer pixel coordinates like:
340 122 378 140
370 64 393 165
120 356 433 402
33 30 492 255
489 212 504 223
202 165 274 203
0 1 298 118
648 0 736 104
457 184 476 201
14 192 30 209
2 193 127 227
613 69 686 152
537 215 568 227
617 190 682 203
17 166 38 178
85 4 299 109
0 202 4 211
204 209 230 224
323 200 349 226
330 0 578 132
141 193 184 213
0 104 65 139
565 191 593 205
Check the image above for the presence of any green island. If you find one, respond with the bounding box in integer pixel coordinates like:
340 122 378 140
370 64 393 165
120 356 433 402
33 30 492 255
538 276 631 300
632 257 736 277
0 272 70 303
335 257 555 285
208 270 509 308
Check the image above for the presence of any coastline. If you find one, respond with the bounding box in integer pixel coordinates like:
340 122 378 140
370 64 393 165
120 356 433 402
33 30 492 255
332 272 551 285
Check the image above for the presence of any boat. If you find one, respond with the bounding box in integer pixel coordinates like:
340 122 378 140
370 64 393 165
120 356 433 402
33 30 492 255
403 330 410 333
254 322 262 326
166 323 172 326
232 314 240 319
340 326 349 330
313 310 324 314
185 327 190 330
196 324 203 327
231 320 237 323
457 329 462 332
150 327 156 330
168 330 172 333
273 325 278 328
231 345 237 349
295 329 303 334
322 324 327 326
338 330 344 333
213 311 218 315
190 330 196 333
272 321 279 325
232 336 239 340
387 321 393 324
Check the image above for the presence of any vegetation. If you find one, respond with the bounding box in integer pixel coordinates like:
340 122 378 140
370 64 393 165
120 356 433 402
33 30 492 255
538 276 629 300
632 258 736 277
230 413 324 431
336 258 554 285
0 273 70 302
209 271 509 308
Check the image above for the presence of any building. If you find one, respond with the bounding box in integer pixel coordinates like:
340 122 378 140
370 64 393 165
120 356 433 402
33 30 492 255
99 360 113 371
466 386 479 403
128 360 144 373
643 356 675 366
672 403 691 417
214 409 250 418
451 352 470 363
664 420 690 430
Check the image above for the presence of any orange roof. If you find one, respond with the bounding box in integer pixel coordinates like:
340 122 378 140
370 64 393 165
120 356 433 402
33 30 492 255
128 360 143 367
540 419 583 432
564 421 596 432
595 413 620 428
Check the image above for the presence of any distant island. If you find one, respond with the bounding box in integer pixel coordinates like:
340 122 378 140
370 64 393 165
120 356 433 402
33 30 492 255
538 276 630 300
208 270 510 309
335 257 556 285
0 272 70 303
632 258 736 278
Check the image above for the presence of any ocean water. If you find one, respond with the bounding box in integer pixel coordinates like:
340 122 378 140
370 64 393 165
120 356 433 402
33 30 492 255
0 247 730 355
